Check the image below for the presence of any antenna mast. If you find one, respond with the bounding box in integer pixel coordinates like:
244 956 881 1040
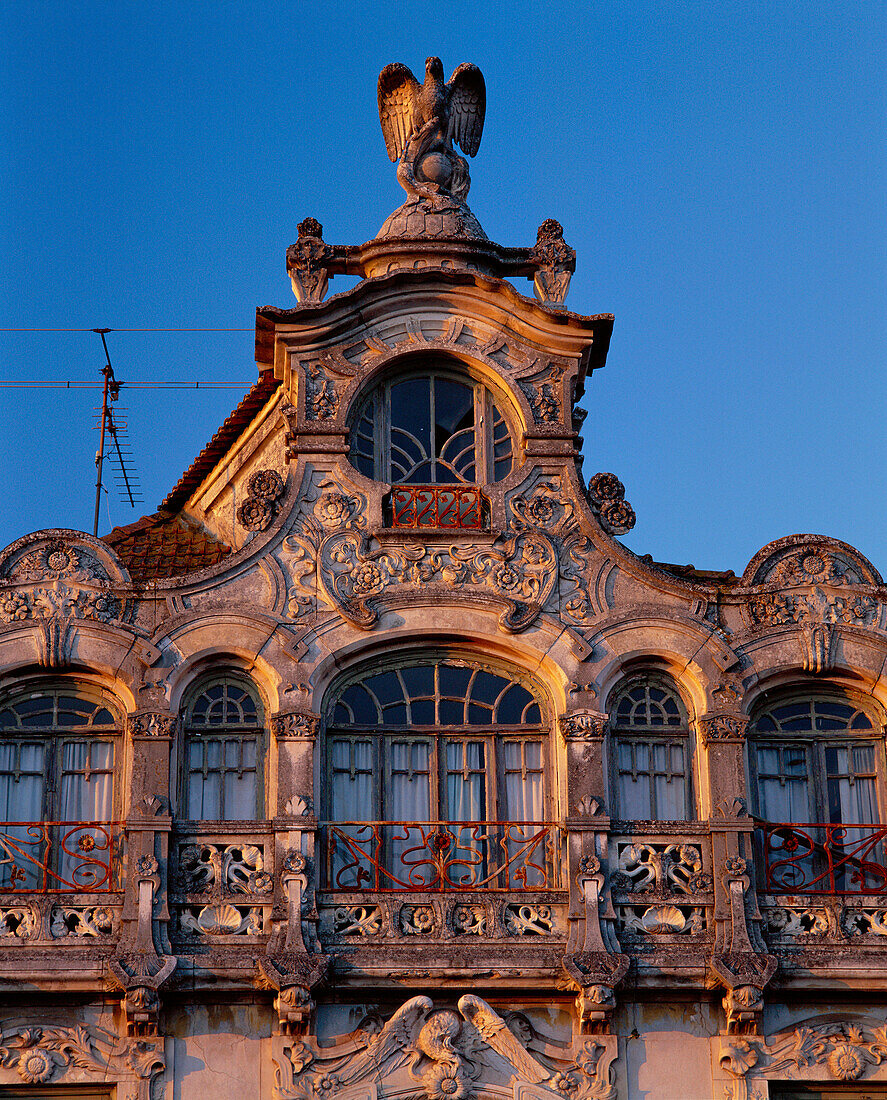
92 329 142 537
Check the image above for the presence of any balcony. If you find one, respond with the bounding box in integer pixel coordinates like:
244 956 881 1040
321 820 560 891
757 821 887 895
757 821 887 952
0 821 123 893
387 486 486 530
317 821 566 951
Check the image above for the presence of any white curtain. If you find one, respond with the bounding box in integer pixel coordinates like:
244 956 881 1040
0 743 45 890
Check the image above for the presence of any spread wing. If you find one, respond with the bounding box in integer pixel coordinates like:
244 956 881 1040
458 995 548 1083
378 62 421 162
340 995 433 1083
446 63 485 156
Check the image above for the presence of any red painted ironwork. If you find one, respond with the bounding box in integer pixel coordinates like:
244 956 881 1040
0 821 123 893
321 820 560 891
390 486 484 530
759 821 887 894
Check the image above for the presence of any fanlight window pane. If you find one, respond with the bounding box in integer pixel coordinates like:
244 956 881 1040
184 679 263 821
349 368 514 486
611 679 690 820
330 660 540 729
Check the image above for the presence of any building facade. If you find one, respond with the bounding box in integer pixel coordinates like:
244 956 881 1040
0 59 885 1100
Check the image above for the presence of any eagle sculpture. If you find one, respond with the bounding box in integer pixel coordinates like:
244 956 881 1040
377 58 485 204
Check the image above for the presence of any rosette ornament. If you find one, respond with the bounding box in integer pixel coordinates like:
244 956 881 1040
586 472 636 536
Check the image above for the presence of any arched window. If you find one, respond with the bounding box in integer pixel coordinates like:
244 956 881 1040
182 676 265 821
349 363 514 486
750 694 884 893
610 677 692 821
0 685 120 891
0 685 118 823
750 696 879 825
322 655 552 889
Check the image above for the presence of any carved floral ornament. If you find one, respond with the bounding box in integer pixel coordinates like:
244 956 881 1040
272 994 618 1100
286 526 561 633
697 713 749 746
237 469 286 532
742 538 882 630
271 711 320 740
586 473 636 537
0 1025 163 1097
721 1021 887 1098
559 711 608 741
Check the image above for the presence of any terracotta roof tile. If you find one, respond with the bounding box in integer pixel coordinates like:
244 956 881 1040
102 511 231 581
159 370 281 512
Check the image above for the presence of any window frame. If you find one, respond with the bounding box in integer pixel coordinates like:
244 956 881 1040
323 655 550 825
0 683 122 824
749 694 884 826
608 675 695 822
179 674 267 823
348 361 515 487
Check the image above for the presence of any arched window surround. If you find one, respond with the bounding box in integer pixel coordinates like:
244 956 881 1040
607 673 696 823
179 672 267 823
748 690 885 827
319 650 558 891
347 355 519 488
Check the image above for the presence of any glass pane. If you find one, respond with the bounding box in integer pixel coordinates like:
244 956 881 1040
445 741 486 820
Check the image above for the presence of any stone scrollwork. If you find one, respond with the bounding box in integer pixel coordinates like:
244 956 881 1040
127 712 175 738
698 713 749 746
721 1021 887 1099
559 711 608 741
271 994 618 1100
272 711 320 740
0 1025 164 1098
307 528 559 633
509 477 576 534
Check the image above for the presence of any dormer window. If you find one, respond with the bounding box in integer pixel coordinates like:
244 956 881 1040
349 363 513 486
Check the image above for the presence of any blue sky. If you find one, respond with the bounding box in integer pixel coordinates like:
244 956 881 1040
2 2 885 575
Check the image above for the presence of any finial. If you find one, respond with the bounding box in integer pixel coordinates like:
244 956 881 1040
377 58 486 205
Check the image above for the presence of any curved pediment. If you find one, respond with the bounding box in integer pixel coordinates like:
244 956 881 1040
742 534 882 589
0 529 131 587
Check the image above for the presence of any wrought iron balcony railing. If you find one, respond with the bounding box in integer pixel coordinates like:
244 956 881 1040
389 486 485 529
321 821 561 891
758 821 887 895
0 821 123 893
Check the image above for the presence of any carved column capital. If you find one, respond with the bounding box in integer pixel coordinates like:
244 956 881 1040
697 712 749 746
559 710 608 741
127 711 175 739
271 710 320 741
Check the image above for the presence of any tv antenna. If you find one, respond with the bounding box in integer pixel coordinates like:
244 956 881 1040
92 329 142 537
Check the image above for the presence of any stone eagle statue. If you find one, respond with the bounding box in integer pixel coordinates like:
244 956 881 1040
377 57 485 203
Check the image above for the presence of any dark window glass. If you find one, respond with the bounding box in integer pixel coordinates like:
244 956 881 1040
349 365 513 485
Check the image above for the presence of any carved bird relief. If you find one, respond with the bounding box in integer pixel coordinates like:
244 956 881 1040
377 57 486 203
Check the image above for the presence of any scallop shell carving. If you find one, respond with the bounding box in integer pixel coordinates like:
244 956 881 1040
640 905 687 934
196 904 245 935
